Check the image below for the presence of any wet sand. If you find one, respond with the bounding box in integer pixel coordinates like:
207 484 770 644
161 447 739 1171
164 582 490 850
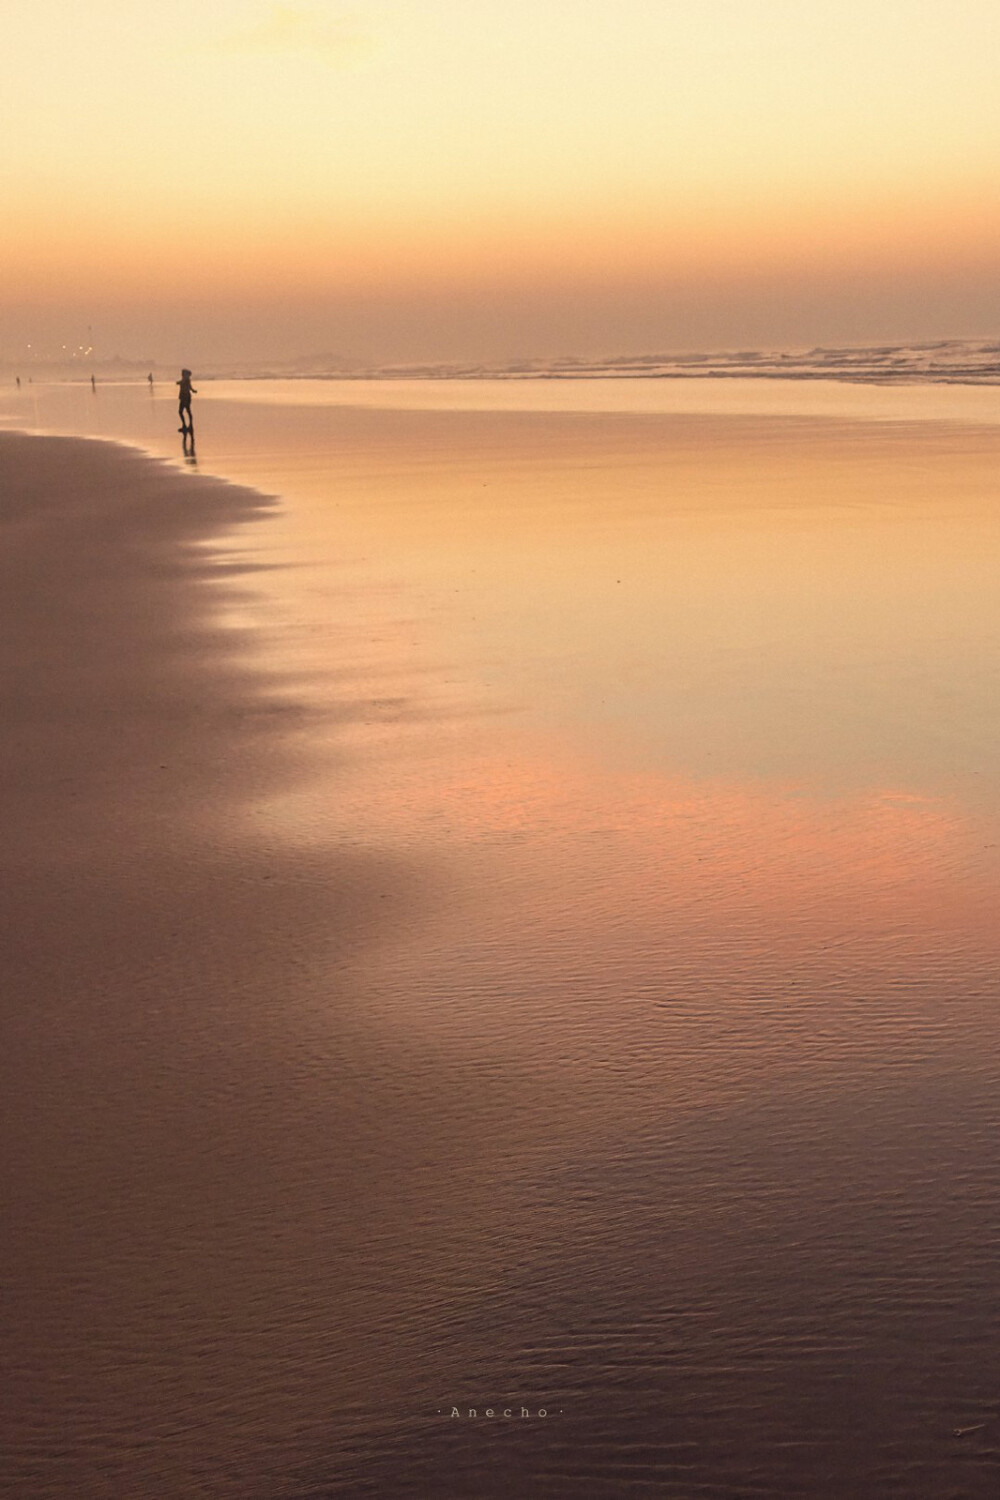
0 434 426 1495
3 402 1000 1498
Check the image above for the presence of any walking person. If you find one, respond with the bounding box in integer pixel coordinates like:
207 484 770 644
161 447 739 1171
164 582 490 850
177 369 196 435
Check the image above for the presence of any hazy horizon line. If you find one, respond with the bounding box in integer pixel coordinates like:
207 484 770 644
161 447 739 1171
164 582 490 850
6 337 1000 387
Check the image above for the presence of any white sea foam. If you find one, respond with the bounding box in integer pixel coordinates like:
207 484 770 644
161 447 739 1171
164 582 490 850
224 338 1000 385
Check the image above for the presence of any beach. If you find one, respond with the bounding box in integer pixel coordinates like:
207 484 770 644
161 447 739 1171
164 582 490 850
3 384 1000 1497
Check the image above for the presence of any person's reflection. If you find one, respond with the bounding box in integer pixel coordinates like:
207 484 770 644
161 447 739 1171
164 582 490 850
182 429 197 466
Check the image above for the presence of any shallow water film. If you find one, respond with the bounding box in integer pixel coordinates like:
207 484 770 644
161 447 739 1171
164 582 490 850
3 379 999 1497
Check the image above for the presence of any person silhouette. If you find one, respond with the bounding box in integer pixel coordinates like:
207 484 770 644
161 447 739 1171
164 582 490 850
148 372 154 389
90 374 96 392
177 369 196 434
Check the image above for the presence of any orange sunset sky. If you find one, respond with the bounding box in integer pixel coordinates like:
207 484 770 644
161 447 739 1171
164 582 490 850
4 0 1000 366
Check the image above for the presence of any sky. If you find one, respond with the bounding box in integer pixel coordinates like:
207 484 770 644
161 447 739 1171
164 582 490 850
4 0 1000 367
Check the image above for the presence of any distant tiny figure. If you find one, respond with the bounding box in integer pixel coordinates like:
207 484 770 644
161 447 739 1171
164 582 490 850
90 374 96 392
148 372 154 388
15 376 20 388
177 368 196 435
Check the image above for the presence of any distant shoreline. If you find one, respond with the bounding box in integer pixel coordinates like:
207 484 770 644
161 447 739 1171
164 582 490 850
6 337 1000 387
9 370 1000 388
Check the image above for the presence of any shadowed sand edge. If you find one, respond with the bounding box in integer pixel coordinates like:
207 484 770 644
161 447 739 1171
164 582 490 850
0 431 420 1497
